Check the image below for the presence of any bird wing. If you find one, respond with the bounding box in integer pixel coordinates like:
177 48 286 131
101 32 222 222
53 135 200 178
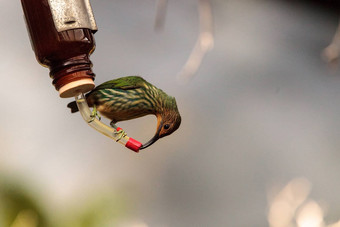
92 76 148 91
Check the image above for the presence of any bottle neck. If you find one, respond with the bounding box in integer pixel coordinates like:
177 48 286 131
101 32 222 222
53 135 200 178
50 55 95 92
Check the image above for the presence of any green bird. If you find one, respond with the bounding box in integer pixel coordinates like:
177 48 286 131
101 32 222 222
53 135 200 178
67 76 181 149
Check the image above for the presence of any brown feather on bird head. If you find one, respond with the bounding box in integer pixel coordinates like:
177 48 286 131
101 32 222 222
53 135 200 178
140 96 181 149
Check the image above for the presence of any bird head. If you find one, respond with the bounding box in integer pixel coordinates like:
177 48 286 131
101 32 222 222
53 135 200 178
140 96 181 149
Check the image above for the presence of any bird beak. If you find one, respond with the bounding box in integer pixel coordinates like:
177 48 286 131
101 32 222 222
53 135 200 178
140 120 162 150
140 133 159 150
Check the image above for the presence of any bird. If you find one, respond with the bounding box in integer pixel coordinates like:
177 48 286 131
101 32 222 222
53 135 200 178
67 76 181 149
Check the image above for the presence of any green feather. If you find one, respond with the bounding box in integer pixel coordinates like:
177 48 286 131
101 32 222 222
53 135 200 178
91 76 148 91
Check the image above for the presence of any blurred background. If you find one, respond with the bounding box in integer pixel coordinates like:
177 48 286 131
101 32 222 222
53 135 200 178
1 0 340 226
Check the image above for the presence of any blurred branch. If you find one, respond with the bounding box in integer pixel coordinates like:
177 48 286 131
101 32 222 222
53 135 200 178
322 18 340 67
154 0 168 32
177 0 214 84
154 0 214 84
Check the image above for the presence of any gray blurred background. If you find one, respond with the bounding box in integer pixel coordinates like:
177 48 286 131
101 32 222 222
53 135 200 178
1 0 340 226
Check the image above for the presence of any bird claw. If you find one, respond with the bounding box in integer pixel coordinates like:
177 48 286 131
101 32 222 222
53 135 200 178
88 105 101 123
110 121 116 128
114 128 127 142
110 121 126 142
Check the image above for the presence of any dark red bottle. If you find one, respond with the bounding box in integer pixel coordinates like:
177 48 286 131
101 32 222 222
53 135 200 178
21 0 97 98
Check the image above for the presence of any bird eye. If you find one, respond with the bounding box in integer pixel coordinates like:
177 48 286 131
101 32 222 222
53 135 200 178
163 124 170 130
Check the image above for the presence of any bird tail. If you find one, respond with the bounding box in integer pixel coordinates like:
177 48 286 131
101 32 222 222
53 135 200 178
67 101 79 113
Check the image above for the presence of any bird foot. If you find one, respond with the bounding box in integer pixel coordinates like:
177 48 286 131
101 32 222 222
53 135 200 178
88 105 101 123
110 121 126 142
114 128 127 142
110 121 116 128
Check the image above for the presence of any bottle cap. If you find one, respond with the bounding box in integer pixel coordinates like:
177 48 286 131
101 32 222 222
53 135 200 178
59 77 95 98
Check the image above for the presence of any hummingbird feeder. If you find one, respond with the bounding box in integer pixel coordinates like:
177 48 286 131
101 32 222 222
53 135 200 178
21 0 142 152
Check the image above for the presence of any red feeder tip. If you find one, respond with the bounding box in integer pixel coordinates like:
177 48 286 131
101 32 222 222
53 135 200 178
126 137 142 152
